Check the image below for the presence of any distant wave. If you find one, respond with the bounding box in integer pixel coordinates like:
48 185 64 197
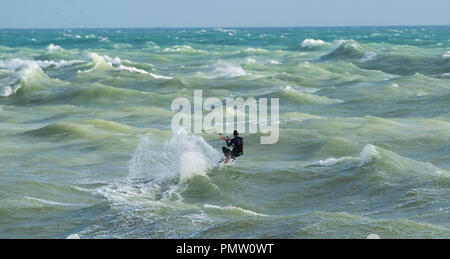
47 43 63 53
162 45 203 53
443 51 450 60
301 39 327 50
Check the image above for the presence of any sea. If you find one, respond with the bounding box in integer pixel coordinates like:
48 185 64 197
0 27 449 238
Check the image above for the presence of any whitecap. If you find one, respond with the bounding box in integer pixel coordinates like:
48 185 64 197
443 51 450 59
116 64 172 79
313 157 356 166
47 43 63 52
204 204 266 217
66 234 81 239
360 144 379 165
210 61 247 78
301 39 326 49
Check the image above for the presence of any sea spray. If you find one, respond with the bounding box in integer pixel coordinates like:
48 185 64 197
128 131 220 183
360 144 379 165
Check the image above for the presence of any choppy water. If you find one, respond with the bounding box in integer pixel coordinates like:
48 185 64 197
1 27 449 239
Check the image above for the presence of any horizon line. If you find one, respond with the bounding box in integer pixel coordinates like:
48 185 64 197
1 24 450 30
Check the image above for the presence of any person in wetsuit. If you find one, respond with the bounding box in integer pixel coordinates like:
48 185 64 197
222 130 244 159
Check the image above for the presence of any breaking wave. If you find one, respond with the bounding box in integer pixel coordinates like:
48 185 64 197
281 86 343 105
301 39 327 50
0 58 59 97
318 40 369 61
78 52 172 79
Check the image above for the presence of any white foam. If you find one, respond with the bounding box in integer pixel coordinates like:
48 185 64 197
179 151 211 183
211 61 247 78
443 51 450 59
360 144 379 165
313 157 355 166
283 85 318 93
66 234 81 239
78 52 121 73
301 39 326 49
163 45 201 53
336 40 362 50
128 131 220 183
359 51 377 62
243 47 268 53
0 86 13 97
24 196 73 206
214 28 236 34
36 59 84 69
47 43 63 52
0 58 45 97
116 64 173 79
82 52 172 79
367 234 381 239
204 204 266 217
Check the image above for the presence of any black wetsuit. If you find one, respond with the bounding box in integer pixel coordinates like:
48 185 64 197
222 136 244 158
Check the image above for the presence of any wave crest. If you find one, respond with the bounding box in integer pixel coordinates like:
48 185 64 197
281 86 343 105
301 39 327 50
318 40 369 61
0 58 53 97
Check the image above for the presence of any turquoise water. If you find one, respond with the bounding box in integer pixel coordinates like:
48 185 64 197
0 27 449 239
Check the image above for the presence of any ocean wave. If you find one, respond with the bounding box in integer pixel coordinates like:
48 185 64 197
208 61 248 79
78 52 172 79
281 86 343 105
359 51 378 62
359 144 379 165
47 43 63 53
204 204 266 217
0 58 54 97
89 132 221 211
214 28 236 36
299 211 449 238
36 59 85 69
318 40 369 62
23 119 138 140
311 156 358 166
301 39 327 49
443 51 450 60
309 144 377 167
77 52 118 73
117 64 172 79
66 234 81 239
242 47 269 53
162 45 203 53
113 43 133 49
308 142 448 178
24 196 74 206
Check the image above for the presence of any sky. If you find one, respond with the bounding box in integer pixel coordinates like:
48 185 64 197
0 0 449 28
